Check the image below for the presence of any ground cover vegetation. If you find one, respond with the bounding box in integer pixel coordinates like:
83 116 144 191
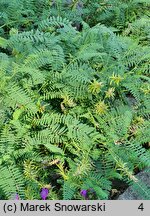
0 0 150 200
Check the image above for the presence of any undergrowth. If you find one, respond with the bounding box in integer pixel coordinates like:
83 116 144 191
0 0 150 200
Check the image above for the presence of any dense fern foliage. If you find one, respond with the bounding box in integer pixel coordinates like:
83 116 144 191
0 0 150 200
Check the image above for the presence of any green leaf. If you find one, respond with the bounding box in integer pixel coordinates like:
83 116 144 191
0 37 8 48
13 109 23 120
44 143 64 155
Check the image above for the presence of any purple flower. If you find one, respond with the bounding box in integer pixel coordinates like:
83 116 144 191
14 193 20 200
80 189 87 198
40 188 49 200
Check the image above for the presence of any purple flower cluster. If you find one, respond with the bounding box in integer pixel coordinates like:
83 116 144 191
14 187 94 200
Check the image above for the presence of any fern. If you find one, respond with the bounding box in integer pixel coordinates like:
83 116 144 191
0 1 149 200
0 165 25 199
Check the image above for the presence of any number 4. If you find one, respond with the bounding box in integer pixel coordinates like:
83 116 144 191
138 203 144 211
